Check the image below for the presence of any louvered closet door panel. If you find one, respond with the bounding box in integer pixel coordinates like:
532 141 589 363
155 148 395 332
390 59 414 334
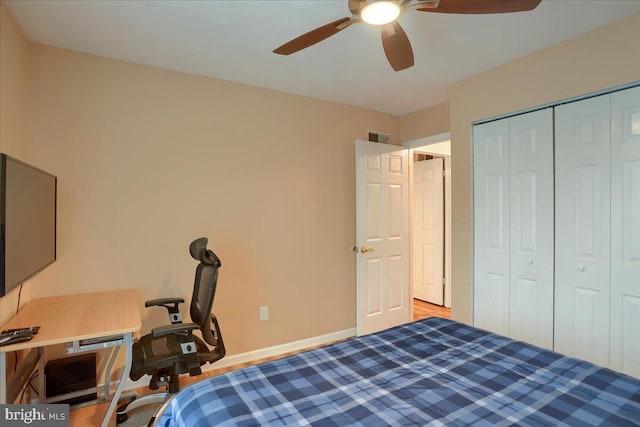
508 109 554 349
554 94 611 367
473 119 510 336
610 86 640 378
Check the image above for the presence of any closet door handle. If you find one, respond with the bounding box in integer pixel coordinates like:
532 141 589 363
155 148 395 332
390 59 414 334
527 258 534 265
578 264 586 272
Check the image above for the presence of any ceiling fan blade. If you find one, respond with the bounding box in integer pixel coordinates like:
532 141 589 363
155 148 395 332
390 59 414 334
274 17 354 55
417 0 542 14
381 22 414 71
348 0 362 15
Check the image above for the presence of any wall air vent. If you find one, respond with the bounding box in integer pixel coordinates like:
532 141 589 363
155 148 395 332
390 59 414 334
368 132 390 144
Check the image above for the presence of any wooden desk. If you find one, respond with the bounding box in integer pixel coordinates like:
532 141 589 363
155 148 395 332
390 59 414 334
0 289 141 427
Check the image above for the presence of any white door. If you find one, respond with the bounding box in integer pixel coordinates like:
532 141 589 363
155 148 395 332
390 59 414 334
413 158 444 305
508 109 554 349
610 86 640 377
473 119 510 336
554 94 611 367
356 140 410 336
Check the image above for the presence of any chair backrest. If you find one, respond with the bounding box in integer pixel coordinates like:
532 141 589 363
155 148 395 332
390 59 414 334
188 237 222 346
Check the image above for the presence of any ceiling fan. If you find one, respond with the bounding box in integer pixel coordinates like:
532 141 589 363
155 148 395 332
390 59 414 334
273 0 542 71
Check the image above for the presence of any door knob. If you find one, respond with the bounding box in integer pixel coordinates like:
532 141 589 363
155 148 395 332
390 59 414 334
578 264 586 272
353 246 374 254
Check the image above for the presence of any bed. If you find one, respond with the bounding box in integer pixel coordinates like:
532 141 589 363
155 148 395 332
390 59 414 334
155 317 640 426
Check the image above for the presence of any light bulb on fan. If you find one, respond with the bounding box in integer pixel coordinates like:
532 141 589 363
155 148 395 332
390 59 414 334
360 1 401 25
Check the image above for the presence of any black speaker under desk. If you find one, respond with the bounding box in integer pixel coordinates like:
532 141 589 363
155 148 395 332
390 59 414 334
45 353 97 405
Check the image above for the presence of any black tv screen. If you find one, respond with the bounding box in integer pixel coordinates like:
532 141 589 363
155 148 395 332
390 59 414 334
0 154 57 297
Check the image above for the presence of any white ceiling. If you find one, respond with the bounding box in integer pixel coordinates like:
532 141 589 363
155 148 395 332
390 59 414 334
6 0 640 116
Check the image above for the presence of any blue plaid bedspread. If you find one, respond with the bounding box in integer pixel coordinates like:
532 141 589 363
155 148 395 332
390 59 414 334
156 318 640 426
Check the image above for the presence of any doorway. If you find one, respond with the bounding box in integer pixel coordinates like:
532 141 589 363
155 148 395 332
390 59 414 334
404 133 452 309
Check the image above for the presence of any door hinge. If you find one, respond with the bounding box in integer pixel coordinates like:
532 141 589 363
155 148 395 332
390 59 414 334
442 277 446 286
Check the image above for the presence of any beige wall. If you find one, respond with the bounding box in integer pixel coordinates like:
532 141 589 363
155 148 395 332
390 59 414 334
0 1 32 324
450 13 640 324
26 44 400 355
400 101 450 143
4 2 638 364
0 1 29 158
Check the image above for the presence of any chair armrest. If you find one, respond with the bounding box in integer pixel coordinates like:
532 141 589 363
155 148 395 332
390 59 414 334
151 322 199 338
145 298 184 307
145 298 185 324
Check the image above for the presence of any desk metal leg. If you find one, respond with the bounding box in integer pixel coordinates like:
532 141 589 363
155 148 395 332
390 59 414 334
0 352 7 404
103 344 120 401
101 333 133 427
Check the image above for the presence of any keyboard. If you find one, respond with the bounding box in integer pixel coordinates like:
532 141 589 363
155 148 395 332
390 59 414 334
79 334 124 345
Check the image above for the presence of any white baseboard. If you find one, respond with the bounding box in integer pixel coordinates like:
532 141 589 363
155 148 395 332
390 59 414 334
122 327 356 392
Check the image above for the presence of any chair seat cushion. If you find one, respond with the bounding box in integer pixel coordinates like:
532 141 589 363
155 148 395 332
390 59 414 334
130 332 223 381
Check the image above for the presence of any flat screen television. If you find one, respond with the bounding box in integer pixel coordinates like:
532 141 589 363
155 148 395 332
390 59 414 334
0 154 57 298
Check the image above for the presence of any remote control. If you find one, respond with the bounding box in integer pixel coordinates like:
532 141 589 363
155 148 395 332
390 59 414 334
0 332 33 346
0 326 40 336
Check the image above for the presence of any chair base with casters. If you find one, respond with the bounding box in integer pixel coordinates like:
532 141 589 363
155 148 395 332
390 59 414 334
116 237 225 426
116 393 168 425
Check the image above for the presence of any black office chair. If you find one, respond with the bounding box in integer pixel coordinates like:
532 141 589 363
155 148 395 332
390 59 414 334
116 237 225 424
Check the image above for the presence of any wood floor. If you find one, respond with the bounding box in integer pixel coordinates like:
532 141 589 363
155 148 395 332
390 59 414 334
69 299 450 426
413 298 451 321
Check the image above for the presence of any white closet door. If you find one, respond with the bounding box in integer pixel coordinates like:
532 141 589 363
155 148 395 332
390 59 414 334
473 119 510 336
555 94 611 367
508 109 554 349
610 86 640 377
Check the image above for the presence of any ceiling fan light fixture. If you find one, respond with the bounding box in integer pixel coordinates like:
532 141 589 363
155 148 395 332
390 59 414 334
361 1 401 26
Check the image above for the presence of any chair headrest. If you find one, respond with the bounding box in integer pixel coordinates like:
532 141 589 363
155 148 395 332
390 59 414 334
189 237 221 267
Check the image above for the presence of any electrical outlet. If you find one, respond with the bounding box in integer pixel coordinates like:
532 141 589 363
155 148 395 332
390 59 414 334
259 306 269 321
